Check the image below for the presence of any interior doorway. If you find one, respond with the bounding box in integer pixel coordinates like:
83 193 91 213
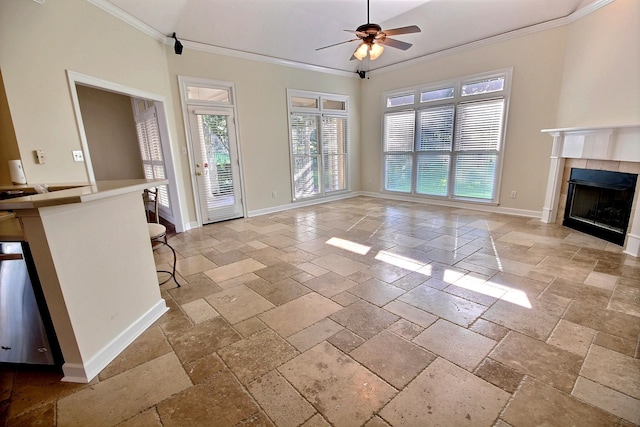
67 71 185 232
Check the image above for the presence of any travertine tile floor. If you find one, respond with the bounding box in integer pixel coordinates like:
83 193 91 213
2 196 639 426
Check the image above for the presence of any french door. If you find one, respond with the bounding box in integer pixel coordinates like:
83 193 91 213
187 106 243 223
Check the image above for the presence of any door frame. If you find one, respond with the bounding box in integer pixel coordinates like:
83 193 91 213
178 76 247 226
66 70 186 232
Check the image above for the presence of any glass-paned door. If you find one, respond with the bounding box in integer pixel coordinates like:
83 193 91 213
188 106 243 223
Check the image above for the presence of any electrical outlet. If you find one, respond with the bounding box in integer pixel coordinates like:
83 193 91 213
510 191 517 199
272 191 277 198
35 150 45 164
72 150 84 162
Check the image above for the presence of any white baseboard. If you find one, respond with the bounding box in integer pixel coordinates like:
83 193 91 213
624 233 640 258
358 191 542 218
247 192 361 217
246 191 541 219
61 299 168 383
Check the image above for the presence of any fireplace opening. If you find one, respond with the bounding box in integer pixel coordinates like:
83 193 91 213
563 168 637 246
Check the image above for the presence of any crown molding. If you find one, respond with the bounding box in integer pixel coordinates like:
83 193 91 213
181 40 357 78
86 0 167 42
86 0 615 78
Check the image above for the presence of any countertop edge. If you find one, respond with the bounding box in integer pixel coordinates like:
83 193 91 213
0 179 168 210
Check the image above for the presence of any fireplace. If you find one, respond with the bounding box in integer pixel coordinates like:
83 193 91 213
563 168 637 245
540 124 640 257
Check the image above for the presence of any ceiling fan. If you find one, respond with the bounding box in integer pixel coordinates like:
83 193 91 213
316 0 421 61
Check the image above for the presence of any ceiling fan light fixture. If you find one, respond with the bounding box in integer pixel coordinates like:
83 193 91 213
354 43 369 61
369 43 384 60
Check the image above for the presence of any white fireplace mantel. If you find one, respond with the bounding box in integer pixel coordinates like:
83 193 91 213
540 124 640 257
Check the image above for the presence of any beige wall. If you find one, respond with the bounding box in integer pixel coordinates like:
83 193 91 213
76 85 144 181
166 51 361 214
556 0 640 127
0 0 635 221
0 0 180 185
0 70 21 185
360 28 567 212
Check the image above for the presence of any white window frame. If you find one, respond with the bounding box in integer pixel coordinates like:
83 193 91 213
287 89 350 201
382 68 512 204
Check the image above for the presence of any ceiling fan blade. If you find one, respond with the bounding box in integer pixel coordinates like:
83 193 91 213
378 37 413 50
384 25 421 36
316 38 360 51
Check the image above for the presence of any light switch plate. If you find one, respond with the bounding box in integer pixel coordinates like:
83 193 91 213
35 150 45 164
72 150 84 162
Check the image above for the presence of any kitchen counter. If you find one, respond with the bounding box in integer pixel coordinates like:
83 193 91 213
0 179 165 210
2 179 169 382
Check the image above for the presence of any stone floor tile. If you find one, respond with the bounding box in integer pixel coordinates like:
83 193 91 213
57 353 191 427
331 291 361 306
413 319 496 371
6 371 90 419
167 273 222 305
399 285 487 327
304 272 358 297
175 254 217 277
392 272 429 290
387 319 424 340
531 257 594 283
581 345 640 399
364 416 391 427
490 331 583 393
296 261 330 277
216 272 261 290
248 370 316 427
546 319 595 357
259 293 342 337
502 377 619 427
6 403 55 427
311 253 369 277
204 249 249 266
351 331 436 389
469 319 510 341
383 300 438 328
254 262 304 283
348 278 405 306
218 329 299 384
246 277 311 306
608 284 640 317
481 298 564 341
279 342 397 427
233 316 268 337
327 329 365 353
181 298 219 324
592 331 637 357
379 357 509 426
564 300 640 341
157 371 259 426
301 414 331 427
542 277 611 307
572 376 640 425
362 262 414 283
474 358 524 393
205 258 267 283
205 284 275 324
183 353 226 385
166 316 241 364
116 409 162 427
98 326 172 380
330 300 399 339
287 318 344 352
584 271 619 290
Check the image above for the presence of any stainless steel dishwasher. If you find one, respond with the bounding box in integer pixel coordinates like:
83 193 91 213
0 241 61 366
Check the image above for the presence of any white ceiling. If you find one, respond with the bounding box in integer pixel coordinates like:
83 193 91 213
103 0 599 73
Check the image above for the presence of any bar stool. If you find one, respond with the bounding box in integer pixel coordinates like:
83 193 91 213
143 188 180 287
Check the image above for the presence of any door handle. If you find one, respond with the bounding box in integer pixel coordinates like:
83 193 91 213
196 163 201 168
196 172 202 176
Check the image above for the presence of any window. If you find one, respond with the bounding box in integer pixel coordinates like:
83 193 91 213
382 70 510 203
133 101 170 210
288 90 348 200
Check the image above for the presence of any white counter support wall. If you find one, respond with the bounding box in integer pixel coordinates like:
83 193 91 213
11 182 168 382
541 125 640 257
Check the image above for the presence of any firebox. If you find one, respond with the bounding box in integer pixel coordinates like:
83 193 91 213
563 168 637 246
